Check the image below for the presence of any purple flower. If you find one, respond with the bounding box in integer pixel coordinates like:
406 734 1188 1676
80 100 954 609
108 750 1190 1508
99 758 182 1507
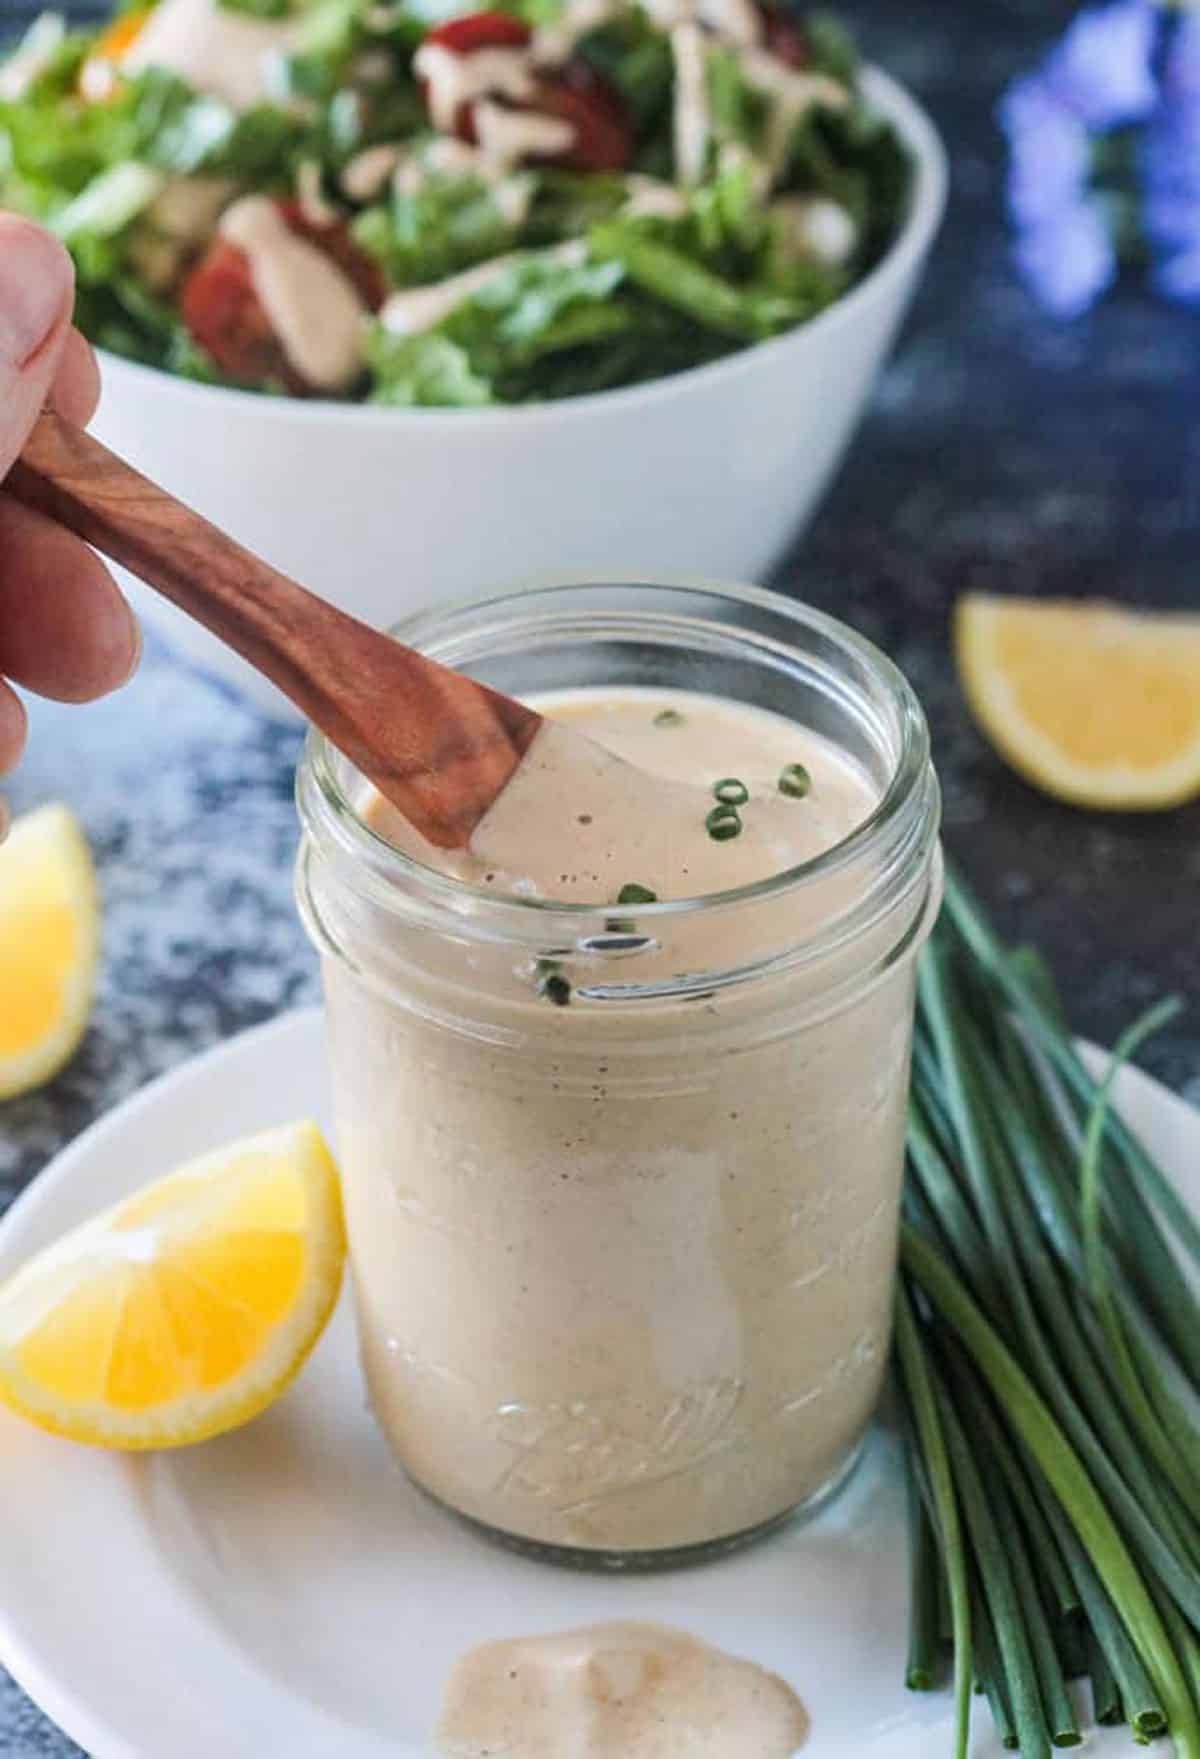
1139 10 1200 286
1141 15 1200 203
1041 0 1159 129
997 0 1200 315
1143 186 1200 249
1013 197 1117 317
1000 74 1092 224
1151 241 1200 304
1161 8 1200 99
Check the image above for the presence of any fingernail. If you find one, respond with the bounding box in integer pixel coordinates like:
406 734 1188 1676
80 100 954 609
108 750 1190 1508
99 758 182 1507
0 219 74 369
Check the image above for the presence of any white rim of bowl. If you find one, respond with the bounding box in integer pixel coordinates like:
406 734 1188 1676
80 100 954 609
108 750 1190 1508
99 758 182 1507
95 64 947 429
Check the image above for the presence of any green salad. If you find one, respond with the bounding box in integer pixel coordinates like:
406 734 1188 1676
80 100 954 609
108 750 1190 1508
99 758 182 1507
0 0 912 405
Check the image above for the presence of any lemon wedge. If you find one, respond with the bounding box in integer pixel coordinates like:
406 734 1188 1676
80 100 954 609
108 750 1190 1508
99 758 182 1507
0 1121 345 1448
955 594 1200 810
0 803 98 1102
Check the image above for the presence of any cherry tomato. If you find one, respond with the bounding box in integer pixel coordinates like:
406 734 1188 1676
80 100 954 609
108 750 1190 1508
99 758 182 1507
417 10 631 172
535 61 633 172
180 240 304 392
418 11 532 138
180 201 384 393
422 9 532 54
760 5 808 67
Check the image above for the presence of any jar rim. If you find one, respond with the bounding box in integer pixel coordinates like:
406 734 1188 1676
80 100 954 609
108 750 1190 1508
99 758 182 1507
297 577 939 957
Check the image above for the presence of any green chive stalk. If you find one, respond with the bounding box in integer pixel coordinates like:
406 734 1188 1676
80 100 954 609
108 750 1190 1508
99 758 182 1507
1079 999 1200 1519
943 1353 1077 1623
915 939 1200 1621
974 1587 1020 1751
1087 1632 1122 1727
934 1381 1052 1757
940 869 1200 1279
895 1286 973 1759
902 1226 1200 1759
894 866 1200 1754
905 1459 943 1691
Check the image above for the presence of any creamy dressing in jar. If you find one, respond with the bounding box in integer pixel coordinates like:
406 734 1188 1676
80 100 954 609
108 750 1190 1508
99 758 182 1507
297 584 941 1564
370 691 876 907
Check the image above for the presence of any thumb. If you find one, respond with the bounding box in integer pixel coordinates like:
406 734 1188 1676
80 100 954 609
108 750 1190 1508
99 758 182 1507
0 215 75 481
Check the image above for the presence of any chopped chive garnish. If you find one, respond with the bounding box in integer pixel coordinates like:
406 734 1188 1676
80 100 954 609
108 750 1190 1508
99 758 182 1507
653 708 684 728
713 777 749 806
778 762 812 798
534 959 572 1006
706 803 743 841
617 883 658 905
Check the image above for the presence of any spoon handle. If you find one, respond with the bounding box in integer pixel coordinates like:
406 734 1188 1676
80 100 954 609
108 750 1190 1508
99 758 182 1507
9 410 540 848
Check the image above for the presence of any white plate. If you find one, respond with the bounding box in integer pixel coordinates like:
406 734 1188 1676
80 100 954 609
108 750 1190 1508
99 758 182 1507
0 1008 1195 1758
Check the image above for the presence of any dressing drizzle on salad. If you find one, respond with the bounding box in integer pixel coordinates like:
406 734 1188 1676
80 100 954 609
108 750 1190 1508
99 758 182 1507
120 0 300 112
414 38 535 133
218 195 370 389
380 237 586 334
0 0 911 403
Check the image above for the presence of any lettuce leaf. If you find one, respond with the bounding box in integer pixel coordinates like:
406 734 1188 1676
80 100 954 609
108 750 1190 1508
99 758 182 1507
461 250 623 331
354 169 525 285
365 329 493 405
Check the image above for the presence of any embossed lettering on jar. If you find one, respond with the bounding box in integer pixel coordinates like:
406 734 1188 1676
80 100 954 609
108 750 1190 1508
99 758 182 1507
296 581 942 1566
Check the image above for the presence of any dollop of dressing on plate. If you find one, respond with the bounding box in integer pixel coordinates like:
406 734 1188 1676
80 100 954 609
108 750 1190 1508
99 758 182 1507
437 1621 808 1758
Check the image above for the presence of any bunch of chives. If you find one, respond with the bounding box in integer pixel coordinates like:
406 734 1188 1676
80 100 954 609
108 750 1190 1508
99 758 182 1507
894 867 1200 1759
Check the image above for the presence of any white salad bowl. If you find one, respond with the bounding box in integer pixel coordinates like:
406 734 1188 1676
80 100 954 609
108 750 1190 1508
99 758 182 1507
93 66 945 716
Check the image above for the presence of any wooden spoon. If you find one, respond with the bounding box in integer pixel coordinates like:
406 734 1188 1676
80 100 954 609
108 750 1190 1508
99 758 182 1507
9 409 541 850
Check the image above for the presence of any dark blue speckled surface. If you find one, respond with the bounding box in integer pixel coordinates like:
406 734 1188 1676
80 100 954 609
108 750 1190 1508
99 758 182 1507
1 0 1197 1748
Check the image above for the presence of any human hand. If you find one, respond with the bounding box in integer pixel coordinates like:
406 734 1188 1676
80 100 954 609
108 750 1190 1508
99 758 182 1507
1 214 140 836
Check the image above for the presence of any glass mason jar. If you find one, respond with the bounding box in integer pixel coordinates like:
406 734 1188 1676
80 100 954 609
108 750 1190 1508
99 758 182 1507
296 580 941 1569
